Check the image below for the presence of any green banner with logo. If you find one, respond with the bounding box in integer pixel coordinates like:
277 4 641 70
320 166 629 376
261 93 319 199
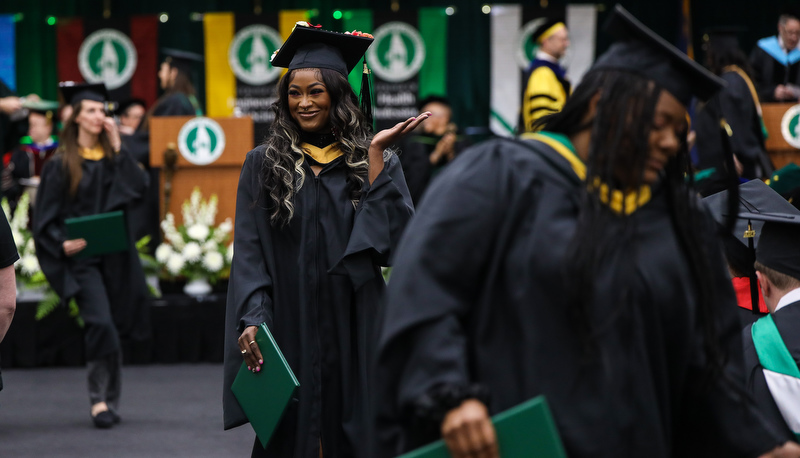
344 8 447 130
204 11 307 143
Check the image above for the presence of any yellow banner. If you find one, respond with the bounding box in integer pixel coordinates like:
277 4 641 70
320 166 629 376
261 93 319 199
204 12 236 117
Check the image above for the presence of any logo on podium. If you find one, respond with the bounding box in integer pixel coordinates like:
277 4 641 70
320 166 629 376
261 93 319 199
229 24 283 86
781 105 800 149
367 22 426 83
78 29 138 90
177 117 226 165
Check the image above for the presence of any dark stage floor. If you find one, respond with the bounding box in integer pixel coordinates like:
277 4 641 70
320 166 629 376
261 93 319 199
0 364 254 457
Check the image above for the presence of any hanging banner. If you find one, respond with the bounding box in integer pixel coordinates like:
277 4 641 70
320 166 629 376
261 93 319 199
489 4 596 137
56 16 159 108
344 8 447 131
0 15 16 92
203 11 308 144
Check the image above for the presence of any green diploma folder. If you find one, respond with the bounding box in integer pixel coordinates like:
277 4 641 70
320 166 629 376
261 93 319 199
398 396 566 458
64 210 128 259
231 323 300 449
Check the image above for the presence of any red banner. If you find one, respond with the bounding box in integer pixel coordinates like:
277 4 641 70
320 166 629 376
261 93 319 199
56 16 158 107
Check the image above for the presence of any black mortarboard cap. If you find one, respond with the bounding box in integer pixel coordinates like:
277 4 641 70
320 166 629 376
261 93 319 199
704 180 800 277
22 99 59 120
116 98 147 116
531 17 566 44
59 82 110 105
704 26 744 52
593 5 725 106
163 48 204 75
270 24 373 77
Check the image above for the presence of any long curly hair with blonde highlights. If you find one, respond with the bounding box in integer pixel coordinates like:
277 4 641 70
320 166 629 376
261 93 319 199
259 67 372 227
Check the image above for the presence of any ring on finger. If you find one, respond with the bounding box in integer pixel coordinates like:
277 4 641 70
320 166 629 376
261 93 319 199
248 340 256 345
241 349 247 354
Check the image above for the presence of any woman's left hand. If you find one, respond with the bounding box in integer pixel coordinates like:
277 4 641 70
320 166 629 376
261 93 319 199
368 112 430 184
103 116 122 153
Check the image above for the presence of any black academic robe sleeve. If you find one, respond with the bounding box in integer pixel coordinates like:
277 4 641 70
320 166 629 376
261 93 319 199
719 72 768 176
152 93 195 117
750 46 778 103
398 138 433 205
222 149 275 431
332 153 414 289
33 159 77 299
228 149 275 333
373 142 516 454
103 148 149 211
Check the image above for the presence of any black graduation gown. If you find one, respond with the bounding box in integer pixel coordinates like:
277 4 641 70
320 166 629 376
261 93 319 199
33 150 151 358
695 70 772 188
121 131 161 247
223 146 414 458
749 44 800 103
372 137 786 457
742 301 800 441
151 93 197 117
123 91 196 248
398 133 468 205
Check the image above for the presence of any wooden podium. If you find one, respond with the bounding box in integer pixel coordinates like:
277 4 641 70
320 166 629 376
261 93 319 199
149 116 253 226
762 103 800 170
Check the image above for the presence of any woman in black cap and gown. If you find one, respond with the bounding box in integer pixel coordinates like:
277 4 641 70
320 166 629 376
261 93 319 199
33 82 151 429
694 28 774 196
222 23 424 457
148 48 203 120
371 6 800 457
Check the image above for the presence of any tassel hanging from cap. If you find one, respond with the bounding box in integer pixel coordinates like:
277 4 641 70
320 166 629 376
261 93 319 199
359 60 374 132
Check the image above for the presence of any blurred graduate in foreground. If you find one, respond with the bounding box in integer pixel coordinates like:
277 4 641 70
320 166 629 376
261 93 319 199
372 5 800 457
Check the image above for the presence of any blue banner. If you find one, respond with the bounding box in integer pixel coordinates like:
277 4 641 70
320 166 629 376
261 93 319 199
0 15 15 91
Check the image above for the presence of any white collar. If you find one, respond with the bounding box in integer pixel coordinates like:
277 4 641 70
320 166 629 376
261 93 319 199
535 49 558 63
774 287 800 312
778 36 800 53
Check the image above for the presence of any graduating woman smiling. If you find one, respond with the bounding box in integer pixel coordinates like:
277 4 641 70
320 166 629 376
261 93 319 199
222 23 426 458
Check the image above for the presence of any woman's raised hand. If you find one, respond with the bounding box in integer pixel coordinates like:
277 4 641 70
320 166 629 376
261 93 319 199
369 111 431 154
238 326 264 373
367 112 431 184
103 116 122 153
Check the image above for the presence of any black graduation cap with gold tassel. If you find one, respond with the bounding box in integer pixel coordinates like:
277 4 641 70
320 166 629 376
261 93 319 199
270 22 375 129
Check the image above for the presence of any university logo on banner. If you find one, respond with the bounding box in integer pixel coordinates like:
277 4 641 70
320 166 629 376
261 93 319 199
228 24 283 86
203 11 308 143
368 22 426 83
178 117 226 166
343 8 447 130
57 17 159 107
78 29 138 90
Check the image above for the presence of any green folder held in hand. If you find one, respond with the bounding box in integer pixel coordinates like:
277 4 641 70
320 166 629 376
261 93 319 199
231 323 300 449
398 396 566 458
65 211 128 259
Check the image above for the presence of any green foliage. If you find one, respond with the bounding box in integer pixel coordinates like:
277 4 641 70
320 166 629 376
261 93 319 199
34 290 60 321
35 292 83 328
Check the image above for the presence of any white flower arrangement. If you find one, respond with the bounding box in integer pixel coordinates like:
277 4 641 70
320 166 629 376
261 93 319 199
1 192 46 287
156 187 233 283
